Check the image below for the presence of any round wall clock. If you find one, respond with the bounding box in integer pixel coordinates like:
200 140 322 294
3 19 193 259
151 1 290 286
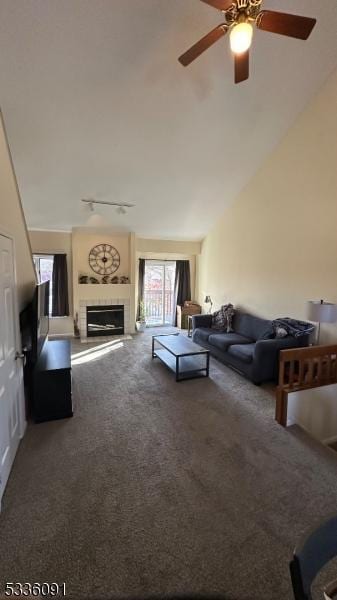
88 243 120 276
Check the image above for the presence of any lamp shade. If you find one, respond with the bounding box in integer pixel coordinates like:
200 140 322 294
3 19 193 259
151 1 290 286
204 296 212 304
307 300 337 323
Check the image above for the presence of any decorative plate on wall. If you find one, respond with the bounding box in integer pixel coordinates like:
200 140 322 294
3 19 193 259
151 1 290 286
88 244 120 276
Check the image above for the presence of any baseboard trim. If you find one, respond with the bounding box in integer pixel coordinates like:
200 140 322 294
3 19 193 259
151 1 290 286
48 333 74 339
323 434 337 446
287 418 337 447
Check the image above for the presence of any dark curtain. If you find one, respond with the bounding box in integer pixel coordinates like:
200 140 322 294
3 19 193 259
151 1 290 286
137 258 145 320
52 254 69 317
173 260 191 325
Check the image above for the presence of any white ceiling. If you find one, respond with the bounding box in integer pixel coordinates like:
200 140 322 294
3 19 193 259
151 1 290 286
0 0 336 240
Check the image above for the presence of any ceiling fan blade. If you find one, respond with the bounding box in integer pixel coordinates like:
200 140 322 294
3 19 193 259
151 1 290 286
178 24 227 66
200 0 234 10
234 50 249 84
257 10 316 40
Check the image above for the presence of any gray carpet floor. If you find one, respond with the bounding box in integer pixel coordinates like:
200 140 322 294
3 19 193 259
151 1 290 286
1 328 337 600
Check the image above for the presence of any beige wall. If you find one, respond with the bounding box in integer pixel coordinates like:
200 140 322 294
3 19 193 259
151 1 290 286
72 229 134 318
197 68 337 442
29 230 73 335
136 238 201 256
198 69 337 342
28 230 198 333
136 237 201 298
74 231 130 281
0 111 36 310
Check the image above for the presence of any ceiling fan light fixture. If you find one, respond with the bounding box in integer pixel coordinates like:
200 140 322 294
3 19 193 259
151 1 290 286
230 21 253 54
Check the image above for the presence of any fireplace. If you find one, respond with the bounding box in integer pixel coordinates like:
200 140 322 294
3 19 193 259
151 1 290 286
86 305 124 337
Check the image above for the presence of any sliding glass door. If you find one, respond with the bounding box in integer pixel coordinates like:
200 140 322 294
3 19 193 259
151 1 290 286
144 261 176 326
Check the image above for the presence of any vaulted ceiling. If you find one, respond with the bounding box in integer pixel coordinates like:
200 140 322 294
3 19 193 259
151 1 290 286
0 0 336 240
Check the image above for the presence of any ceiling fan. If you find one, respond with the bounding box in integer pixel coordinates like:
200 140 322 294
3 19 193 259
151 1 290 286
178 0 317 84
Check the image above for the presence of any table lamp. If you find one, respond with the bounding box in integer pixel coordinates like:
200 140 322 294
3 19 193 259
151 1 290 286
204 295 213 314
307 299 337 344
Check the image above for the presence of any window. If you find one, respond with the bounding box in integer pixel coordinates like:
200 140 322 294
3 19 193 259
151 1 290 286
33 254 53 316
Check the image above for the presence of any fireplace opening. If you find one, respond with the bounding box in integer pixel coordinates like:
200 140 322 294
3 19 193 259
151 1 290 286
86 305 124 337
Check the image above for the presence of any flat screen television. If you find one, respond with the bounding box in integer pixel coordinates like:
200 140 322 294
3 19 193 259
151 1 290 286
30 280 50 361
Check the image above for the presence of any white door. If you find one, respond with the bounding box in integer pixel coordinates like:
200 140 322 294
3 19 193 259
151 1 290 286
0 234 24 506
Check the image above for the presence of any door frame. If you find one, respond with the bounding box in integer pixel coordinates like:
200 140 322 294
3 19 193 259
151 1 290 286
0 228 27 441
144 260 176 327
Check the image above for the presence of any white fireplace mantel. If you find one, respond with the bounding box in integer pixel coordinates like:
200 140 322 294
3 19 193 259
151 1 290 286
76 283 132 298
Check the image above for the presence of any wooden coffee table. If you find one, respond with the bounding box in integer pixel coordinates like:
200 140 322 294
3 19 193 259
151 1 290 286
152 333 210 382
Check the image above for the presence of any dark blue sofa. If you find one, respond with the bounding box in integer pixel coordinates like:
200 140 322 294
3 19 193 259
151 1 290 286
192 311 310 384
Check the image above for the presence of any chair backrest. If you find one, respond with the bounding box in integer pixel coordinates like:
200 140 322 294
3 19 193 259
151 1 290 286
290 514 337 600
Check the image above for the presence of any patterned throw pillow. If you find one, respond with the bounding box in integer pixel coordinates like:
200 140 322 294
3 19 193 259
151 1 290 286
224 303 235 333
212 303 235 332
212 308 226 330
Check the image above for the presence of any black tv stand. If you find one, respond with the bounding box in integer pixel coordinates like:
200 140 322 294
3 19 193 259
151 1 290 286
33 339 73 423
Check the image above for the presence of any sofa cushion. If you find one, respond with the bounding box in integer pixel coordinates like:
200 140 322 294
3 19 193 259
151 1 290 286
193 327 216 344
227 343 256 364
208 332 253 352
233 312 272 342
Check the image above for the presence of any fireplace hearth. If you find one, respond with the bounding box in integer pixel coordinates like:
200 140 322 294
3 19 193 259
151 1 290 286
86 305 124 337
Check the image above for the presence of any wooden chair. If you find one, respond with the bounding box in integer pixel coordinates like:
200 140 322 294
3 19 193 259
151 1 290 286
290 515 337 599
276 345 337 426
